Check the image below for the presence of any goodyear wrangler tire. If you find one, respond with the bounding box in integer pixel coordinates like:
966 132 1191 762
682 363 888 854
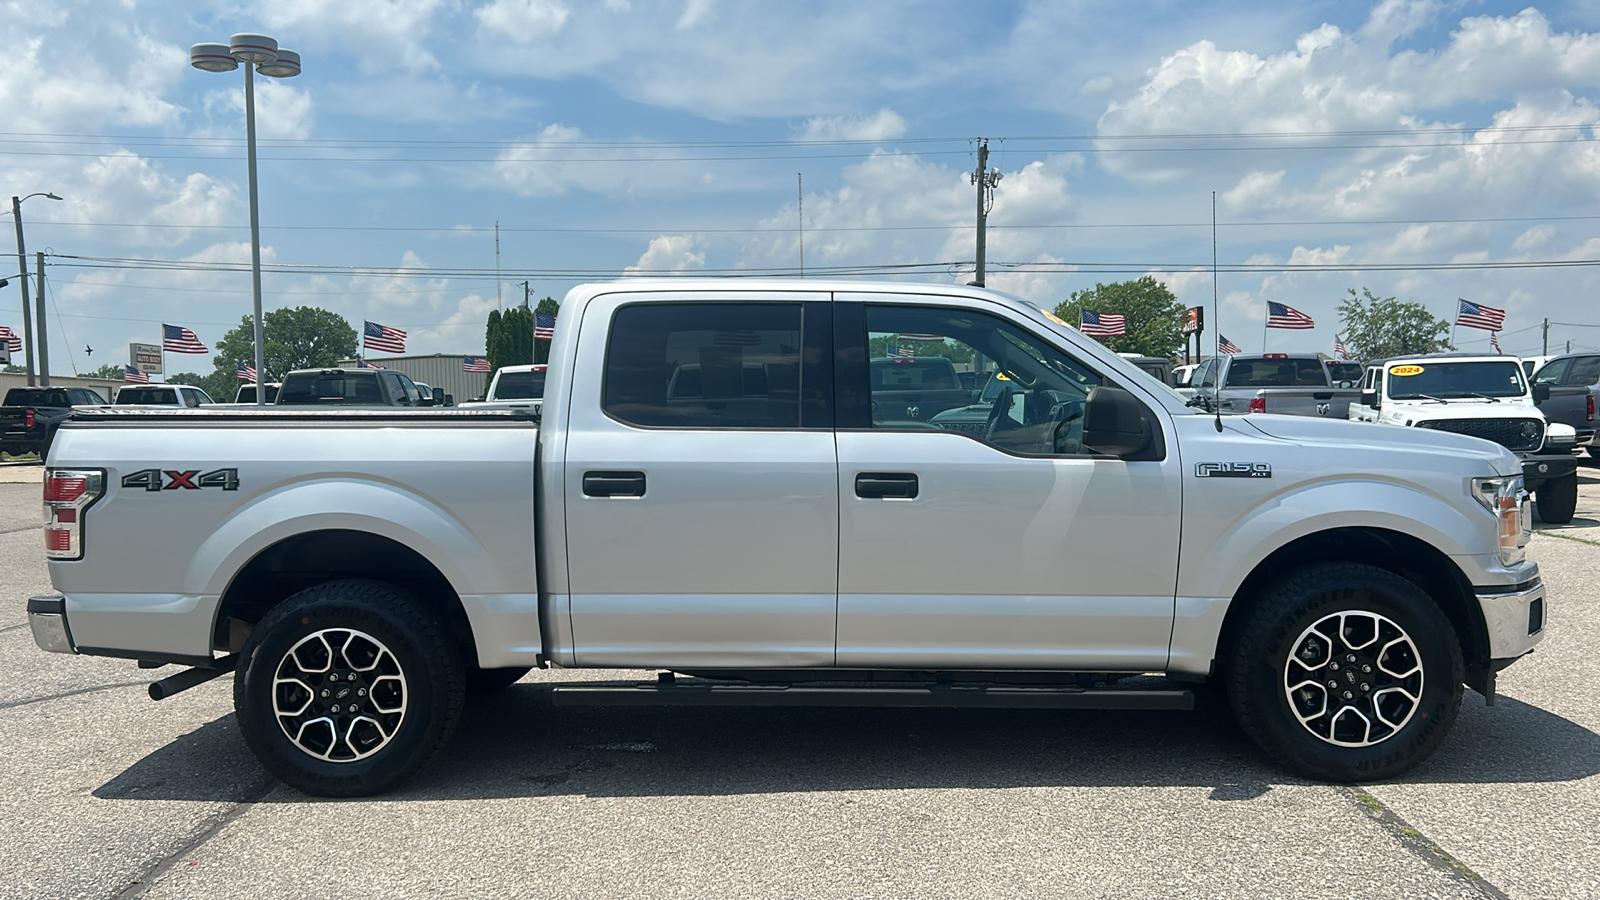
1535 473 1578 525
234 579 465 797
1225 562 1463 782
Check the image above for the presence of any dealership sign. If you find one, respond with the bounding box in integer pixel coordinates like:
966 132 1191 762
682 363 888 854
130 342 162 375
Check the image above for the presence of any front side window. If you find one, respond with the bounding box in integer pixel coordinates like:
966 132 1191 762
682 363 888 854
864 305 1106 456
398 375 422 405
604 302 803 428
1534 358 1569 385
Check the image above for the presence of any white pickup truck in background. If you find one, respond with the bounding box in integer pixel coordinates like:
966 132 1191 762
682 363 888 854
457 363 546 411
30 280 1546 796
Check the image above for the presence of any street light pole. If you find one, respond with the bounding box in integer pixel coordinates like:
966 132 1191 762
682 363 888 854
9 192 61 386
191 34 300 406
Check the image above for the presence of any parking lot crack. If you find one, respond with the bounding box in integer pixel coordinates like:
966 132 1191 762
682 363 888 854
1343 787 1510 900
1536 529 1600 547
114 774 277 899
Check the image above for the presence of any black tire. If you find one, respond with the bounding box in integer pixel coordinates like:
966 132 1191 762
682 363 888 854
465 665 532 696
1224 562 1463 782
234 579 465 797
1535 473 1578 524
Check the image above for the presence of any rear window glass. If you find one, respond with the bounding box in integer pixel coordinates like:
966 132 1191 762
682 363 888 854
1226 358 1329 387
1326 362 1363 383
116 387 177 405
495 370 546 400
4 389 72 406
278 372 387 405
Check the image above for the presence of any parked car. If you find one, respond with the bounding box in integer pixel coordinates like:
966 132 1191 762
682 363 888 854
1530 353 1600 449
233 383 282 404
1520 354 1557 380
412 382 453 407
275 368 435 407
1350 353 1578 522
32 278 1545 797
0 386 107 458
1191 353 1362 418
457 364 544 410
114 385 215 407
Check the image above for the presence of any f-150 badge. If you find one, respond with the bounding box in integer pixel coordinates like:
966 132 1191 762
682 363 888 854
1196 462 1272 478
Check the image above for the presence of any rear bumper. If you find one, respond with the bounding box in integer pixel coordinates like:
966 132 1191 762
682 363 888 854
1476 579 1546 662
27 595 75 654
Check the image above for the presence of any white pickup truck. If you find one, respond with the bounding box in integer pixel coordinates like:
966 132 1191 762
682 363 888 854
457 363 546 411
29 280 1546 796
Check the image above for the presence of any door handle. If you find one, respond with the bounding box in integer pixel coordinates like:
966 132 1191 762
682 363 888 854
1312 392 1333 400
583 471 646 498
855 472 918 499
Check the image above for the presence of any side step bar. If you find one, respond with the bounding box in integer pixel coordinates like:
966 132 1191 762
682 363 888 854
551 680 1193 711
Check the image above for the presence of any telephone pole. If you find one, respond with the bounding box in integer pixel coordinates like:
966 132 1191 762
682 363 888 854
1543 317 1550 355
969 139 1002 286
521 280 531 310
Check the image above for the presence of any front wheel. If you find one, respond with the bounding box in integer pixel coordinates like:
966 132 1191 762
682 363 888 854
1225 563 1463 782
234 579 465 797
1535 472 1578 524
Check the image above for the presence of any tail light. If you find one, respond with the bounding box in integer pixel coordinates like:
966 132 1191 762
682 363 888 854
1248 397 1266 413
25 409 35 428
1587 395 1594 422
43 469 103 560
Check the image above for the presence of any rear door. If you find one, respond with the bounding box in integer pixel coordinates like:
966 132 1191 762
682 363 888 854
832 294 1181 671
562 292 839 668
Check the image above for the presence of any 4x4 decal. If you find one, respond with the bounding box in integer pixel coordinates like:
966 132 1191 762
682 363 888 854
121 468 240 492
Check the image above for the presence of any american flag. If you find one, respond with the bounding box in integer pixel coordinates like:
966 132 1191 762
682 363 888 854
714 329 761 346
534 312 556 341
1457 299 1506 331
124 365 149 383
163 323 209 353
1079 310 1127 337
1218 334 1241 354
1266 302 1315 330
1490 332 1502 354
886 345 915 358
356 358 383 369
1334 334 1351 360
237 361 257 381
0 325 20 353
463 356 492 373
364 320 407 353
896 332 944 342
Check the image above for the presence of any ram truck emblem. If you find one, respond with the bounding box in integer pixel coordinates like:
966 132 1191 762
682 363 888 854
1195 462 1272 479
1317 403 1330 416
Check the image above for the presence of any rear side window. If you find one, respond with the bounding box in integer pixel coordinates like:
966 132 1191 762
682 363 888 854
1563 357 1600 386
604 303 802 428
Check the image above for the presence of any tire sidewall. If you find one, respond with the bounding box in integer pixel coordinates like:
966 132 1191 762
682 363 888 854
235 581 462 796
1231 566 1463 782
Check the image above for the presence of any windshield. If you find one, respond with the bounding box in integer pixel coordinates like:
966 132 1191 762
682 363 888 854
1225 357 1329 387
494 370 546 399
1386 361 1527 399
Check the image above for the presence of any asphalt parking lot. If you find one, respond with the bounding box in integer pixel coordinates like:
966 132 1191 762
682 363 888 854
3 462 1599 899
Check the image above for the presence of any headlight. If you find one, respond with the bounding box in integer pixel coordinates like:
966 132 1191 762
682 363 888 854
1522 420 1545 444
1471 475 1529 566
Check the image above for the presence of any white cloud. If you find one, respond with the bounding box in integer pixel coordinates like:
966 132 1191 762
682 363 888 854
202 80 316 141
493 123 716 198
1512 224 1556 252
473 0 570 41
260 0 447 73
625 235 706 274
796 109 908 142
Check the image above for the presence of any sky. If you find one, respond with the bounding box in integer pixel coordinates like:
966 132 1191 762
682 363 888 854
4 0 1600 378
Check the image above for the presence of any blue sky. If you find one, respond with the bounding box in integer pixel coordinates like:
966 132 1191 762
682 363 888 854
4 0 1600 374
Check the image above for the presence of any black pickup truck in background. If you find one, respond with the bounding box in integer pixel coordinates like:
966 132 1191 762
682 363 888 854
0 386 108 458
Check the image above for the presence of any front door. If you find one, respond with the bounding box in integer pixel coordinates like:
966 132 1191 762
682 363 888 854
563 293 839 668
833 295 1182 671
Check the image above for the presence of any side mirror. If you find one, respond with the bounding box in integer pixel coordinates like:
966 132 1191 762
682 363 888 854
1083 385 1153 458
1360 389 1378 409
443 393 454 407
1533 383 1551 404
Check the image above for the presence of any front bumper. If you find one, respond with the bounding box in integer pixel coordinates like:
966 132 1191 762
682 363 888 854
1520 455 1577 491
28 594 75 654
1476 579 1546 661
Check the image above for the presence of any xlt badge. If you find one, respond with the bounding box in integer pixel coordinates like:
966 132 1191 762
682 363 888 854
1196 462 1272 478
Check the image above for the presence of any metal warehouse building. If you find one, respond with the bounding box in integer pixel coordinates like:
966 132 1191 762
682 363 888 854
336 354 491 404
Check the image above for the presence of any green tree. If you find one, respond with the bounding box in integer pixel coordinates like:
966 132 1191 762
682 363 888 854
534 296 559 365
1052 276 1186 357
84 363 127 380
212 306 359 381
1336 288 1452 361
486 300 560 372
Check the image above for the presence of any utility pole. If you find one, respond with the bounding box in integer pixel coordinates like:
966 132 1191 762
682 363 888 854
34 251 48 386
495 221 502 311
521 280 531 310
969 139 1002 287
1543 317 1550 355
11 196 35 385
797 173 804 277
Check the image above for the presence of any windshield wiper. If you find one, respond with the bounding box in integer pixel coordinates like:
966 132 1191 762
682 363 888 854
1462 391 1502 402
1397 394 1449 403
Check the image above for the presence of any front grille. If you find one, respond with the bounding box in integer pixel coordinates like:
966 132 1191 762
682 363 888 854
1415 418 1543 452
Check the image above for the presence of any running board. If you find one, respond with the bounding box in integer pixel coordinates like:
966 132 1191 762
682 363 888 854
550 681 1193 711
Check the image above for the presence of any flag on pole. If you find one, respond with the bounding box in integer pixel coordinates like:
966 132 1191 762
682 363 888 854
534 312 557 341
0 325 20 353
886 345 915 358
1079 310 1127 337
1266 302 1315 330
363 320 407 353
1490 332 1502 354
236 361 257 381
1218 334 1241 354
463 356 492 373
1456 299 1506 331
1334 334 1351 360
124 365 149 383
162 324 209 353
356 358 384 369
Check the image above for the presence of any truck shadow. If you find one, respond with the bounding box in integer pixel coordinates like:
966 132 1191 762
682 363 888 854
95 686 1600 803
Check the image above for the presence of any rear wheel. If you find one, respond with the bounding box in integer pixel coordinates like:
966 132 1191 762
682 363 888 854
1535 473 1578 524
234 579 464 797
1225 563 1463 782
